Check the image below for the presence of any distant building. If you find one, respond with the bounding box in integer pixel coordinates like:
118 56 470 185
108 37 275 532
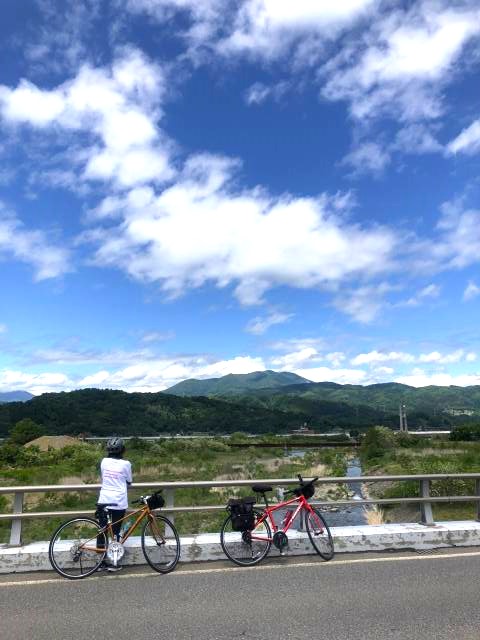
290 424 316 435
443 408 475 416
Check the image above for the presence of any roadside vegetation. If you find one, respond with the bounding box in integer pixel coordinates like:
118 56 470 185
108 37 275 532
360 426 480 523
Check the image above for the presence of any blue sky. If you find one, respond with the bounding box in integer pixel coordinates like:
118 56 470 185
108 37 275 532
1 0 480 394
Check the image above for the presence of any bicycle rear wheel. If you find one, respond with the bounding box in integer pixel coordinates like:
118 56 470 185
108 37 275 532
220 509 271 567
49 517 107 579
141 514 180 573
305 508 334 560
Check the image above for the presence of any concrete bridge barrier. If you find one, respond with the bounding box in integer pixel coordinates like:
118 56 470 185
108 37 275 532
2 521 480 573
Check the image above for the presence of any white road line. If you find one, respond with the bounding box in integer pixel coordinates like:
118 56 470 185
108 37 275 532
2 550 480 588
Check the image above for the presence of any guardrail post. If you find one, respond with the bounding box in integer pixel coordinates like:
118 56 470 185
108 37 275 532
9 491 24 546
419 480 434 525
165 488 175 537
476 479 480 522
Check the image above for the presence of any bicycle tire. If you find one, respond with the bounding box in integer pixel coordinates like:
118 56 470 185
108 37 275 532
141 513 180 573
305 508 334 561
49 517 107 579
220 508 271 567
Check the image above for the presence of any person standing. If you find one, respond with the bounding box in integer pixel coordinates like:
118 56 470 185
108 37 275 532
97 437 132 571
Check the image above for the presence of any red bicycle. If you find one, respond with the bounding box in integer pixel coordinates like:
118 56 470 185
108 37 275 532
220 475 334 567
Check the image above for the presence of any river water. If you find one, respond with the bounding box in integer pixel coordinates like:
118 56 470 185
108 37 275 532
285 450 367 527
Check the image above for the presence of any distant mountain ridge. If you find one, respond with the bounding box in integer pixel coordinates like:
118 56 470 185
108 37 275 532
0 391 33 403
1 375 480 438
164 370 311 397
164 373 480 426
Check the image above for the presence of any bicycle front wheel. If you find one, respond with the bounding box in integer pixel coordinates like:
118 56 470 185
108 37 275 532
49 517 107 579
141 514 180 573
305 508 334 561
220 509 271 567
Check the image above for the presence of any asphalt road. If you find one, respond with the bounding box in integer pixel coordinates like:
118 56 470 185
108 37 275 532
2 548 480 640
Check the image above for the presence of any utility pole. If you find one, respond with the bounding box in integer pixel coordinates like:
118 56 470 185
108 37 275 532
399 403 408 432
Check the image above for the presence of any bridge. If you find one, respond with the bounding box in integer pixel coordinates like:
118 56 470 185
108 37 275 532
2 548 480 639
2 474 480 638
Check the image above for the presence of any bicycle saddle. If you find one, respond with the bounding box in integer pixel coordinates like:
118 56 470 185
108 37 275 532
251 484 273 493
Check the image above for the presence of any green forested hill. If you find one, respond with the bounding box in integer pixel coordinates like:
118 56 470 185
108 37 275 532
1 377 479 437
248 381 480 415
167 375 480 415
0 388 309 437
164 370 310 396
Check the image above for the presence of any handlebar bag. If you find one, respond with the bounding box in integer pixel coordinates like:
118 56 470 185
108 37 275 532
227 497 256 531
147 493 165 510
294 483 315 499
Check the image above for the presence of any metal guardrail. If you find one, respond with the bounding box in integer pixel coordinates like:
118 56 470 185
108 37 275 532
1 473 480 546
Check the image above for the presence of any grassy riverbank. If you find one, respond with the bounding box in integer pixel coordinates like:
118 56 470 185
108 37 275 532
0 436 349 544
360 429 480 523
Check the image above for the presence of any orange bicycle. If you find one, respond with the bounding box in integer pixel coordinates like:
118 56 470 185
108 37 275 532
48 491 180 579
220 475 334 566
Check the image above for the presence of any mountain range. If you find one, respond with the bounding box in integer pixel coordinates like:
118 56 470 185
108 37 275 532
0 391 33 403
1 372 480 437
164 370 310 396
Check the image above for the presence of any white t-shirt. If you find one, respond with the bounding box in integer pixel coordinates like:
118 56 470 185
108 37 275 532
98 457 132 510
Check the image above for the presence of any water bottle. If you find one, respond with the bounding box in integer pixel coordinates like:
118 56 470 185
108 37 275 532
120 519 132 539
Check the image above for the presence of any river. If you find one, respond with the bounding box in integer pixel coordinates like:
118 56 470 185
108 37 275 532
285 450 367 527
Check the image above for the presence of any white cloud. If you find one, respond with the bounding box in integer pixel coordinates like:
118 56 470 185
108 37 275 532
342 142 391 175
402 283 441 306
269 337 325 352
141 331 175 343
352 348 473 367
325 352 346 367
447 119 480 155
77 355 266 392
393 124 443 154
30 347 156 366
432 200 480 270
395 370 480 388
86 154 396 306
0 354 267 394
271 347 319 369
0 50 174 190
0 53 399 312
464 281 480 301
294 365 367 385
351 350 415 366
466 352 477 363
25 0 102 74
0 370 73 395
0 324 7 334
322 3 480 122
0 206 70 280
246 311 293 335
220 0 377 60
418 349 465 364
373 366 394 375
245 81 291 106
333 283 393 324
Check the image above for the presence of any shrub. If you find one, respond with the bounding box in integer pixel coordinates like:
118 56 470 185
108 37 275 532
361 426 395 461
8 419 45 445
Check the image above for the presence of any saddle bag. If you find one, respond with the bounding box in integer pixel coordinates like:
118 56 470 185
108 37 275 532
227 496 256 532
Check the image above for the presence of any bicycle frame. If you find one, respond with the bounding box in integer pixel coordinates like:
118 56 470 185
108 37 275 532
80 504 160 553
250 494 322 541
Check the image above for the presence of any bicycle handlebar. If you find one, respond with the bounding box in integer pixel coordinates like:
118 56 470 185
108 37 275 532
285 476 319 495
